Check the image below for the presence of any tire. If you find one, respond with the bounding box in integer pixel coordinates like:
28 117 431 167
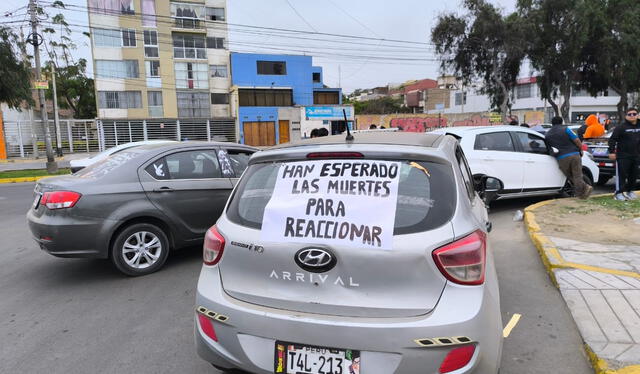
596 175 611 186
110 223 170 276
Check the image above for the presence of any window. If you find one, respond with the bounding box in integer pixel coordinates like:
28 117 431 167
210 64 228 78
146 60 160 77
456 146 475 200
238 89 293 106
92 28 121 47
257 61 287 75
312 72 321 83
226 160 456 234
516 83 533 99
513 132 549 155
454 92 467 106
177 92 210 118
206 37 225 49
171 2 205 29
211 93 229 105
473 132 515 152
222 149 253 177
122 29 136 47
146 150 222 180
97 91 142 109
95 60 139 79
206 7 225 21
89 0 134 15
143 30 158 57
173 33 206 59
313 91 339 105
141 0 156 27
148 91 163 117
175 62 208 89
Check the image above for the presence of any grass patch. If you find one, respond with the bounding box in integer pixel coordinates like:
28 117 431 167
0 168 71 179
584 195 640 219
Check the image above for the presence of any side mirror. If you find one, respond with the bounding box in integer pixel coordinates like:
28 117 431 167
474 174 503 205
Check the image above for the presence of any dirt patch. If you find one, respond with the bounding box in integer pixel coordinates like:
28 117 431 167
533 195 640 246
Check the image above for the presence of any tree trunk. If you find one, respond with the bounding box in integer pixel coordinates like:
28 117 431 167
560 81 572 124
610 84 627 124
547 98 560 117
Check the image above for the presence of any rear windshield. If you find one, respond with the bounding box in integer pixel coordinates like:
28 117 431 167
75 151 140 178
226 159 456 235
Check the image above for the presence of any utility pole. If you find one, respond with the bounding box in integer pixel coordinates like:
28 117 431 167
29 0 57 173
51 62 63 156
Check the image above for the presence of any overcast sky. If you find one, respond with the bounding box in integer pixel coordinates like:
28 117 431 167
2 0 517 93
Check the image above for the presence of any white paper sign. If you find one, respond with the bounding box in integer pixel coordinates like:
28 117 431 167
261 160 401 250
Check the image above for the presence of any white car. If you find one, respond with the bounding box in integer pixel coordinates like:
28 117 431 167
432 126 599 200
69 140 177 173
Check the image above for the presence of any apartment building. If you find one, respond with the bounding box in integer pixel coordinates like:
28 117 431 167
88 0 232 124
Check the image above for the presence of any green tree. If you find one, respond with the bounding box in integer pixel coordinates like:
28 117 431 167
42 1 96 118
431 0 527 121
577 0 640 121
518 0 593 122
352 97 410 115
0 27 33 109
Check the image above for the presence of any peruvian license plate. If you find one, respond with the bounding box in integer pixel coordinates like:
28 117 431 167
592 149 608 156
274 342 360 374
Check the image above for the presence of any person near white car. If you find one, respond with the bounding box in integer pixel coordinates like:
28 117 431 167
545 116 592 199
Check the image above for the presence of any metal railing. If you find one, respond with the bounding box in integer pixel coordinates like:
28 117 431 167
3 118 237 157
97 119 237 151
3 119 99 158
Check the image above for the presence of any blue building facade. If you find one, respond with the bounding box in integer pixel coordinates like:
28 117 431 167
231 53 350 145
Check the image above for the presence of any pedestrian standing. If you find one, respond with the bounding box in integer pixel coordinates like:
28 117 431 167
608 108 640 200
545 116 593 199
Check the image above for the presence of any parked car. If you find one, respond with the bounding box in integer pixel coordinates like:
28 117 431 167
195 132 503 373
69 140 177 173
27 142 256 276
432 126 599 200
583 133 640 186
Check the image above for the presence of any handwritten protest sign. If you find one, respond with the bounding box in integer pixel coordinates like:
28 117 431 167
261 160 401 250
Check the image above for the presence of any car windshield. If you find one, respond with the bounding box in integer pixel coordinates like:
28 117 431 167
226 159 456 235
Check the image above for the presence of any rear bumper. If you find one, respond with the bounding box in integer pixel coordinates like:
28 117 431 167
26 209 110 258
194 266 503 374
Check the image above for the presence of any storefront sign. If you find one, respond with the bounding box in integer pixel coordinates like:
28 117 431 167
262 160 400 250
34 81 49 89
305 106 352 119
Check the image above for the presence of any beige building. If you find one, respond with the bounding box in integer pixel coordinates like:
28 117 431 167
88 0 231 122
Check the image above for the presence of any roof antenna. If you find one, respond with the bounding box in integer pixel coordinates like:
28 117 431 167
343 109 354 142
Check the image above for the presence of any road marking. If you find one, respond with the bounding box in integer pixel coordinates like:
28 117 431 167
503 313 521 338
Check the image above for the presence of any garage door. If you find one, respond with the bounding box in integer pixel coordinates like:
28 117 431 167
243 122 276 146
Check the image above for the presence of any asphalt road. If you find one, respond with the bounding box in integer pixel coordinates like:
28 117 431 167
0 182 614 373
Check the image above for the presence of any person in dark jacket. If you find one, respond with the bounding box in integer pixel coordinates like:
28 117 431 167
577 123 587 141
608 108 640 200
545 116 592 198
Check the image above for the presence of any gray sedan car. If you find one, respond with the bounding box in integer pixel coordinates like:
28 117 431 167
27 142 256 276
195 133 503 373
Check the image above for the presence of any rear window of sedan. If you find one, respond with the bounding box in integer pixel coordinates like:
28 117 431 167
75 151 140 178
226 160 456 235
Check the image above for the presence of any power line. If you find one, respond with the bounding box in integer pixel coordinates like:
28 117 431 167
283 0 317 33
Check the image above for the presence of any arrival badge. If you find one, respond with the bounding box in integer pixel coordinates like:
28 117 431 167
262 160 400 250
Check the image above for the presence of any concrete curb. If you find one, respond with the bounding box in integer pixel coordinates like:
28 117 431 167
0 176 48 184
524 197 640 374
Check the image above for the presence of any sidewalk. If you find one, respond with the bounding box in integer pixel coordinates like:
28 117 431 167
0 153 92 172
525 199 640 374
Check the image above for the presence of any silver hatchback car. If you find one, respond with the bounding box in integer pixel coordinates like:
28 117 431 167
195 132 503 373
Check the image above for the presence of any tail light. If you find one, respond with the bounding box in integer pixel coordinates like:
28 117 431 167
307 152 364 159
439 345 476 373
432 230 486 285
203 226 225 266
40 191 82 209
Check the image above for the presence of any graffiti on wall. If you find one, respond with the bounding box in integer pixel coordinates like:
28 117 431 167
357 113 502 132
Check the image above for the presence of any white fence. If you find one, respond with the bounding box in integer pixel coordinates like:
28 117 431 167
3 119 237 157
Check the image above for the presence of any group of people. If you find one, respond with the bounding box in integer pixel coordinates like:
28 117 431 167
546 109 640 201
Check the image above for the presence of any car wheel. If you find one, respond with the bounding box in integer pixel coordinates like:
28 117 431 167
596 175 611 186
111 223 170 276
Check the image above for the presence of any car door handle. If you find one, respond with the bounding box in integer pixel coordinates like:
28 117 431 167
526 160 536 163
153 187 174 192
